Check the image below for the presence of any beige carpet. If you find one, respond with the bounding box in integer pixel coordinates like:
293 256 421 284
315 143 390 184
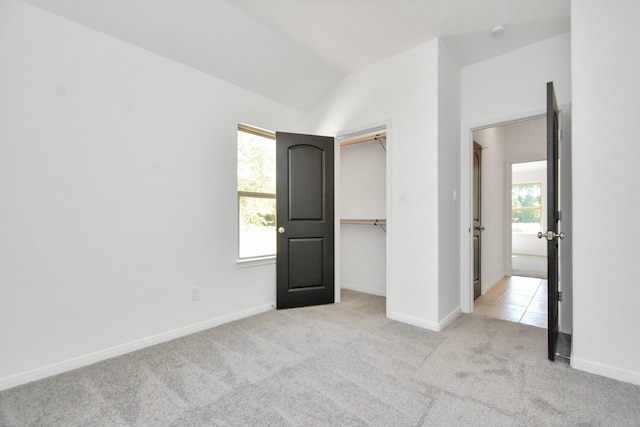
1 290 639 426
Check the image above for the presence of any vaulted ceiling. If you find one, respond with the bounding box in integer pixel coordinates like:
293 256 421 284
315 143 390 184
21 0 570 111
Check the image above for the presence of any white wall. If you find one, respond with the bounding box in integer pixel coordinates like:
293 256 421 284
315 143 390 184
571 0 640 385
462 33 572 126
437 42 462 320
340 138 386 296
504 117 547 163
0 1 309 389
460 33 571 312
311 39 462 331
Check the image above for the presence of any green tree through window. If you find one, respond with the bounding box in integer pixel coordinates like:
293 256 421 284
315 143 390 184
237 125 276 259
512 182 542 234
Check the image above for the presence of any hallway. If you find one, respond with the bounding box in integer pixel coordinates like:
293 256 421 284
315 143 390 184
511 254 547 279
474 276 548 328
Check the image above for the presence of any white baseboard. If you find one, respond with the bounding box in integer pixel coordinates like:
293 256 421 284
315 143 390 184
439 306 462 330
571 357 640 386
342 281 386 297
389 312 440 331
388 306 461 332
0 303 274 391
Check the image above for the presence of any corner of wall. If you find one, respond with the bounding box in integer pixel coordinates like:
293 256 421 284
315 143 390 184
437 38 463 318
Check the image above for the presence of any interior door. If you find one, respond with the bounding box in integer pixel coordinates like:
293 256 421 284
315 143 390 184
473 142 483 300
542 82 563 361
276 132 334 309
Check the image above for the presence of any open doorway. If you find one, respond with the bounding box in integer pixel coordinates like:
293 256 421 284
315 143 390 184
511 161 547 279
471 116 548 328
336 126 388 302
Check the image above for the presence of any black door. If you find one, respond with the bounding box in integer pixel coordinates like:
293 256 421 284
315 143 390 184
473 142 484 300
276 132 334 309
544 82 562 361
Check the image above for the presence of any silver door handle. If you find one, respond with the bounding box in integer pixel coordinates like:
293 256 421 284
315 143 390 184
278 226 286 234
537 230 565 241
475 225 485 231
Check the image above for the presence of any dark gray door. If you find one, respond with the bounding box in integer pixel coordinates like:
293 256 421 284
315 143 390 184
276 132 334 309
543 82 562 361
473 142 483 300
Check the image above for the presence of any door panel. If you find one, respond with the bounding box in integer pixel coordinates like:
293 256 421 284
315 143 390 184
546 82 560 361
276 132 334 309
288 238 324 289
288 146 324 220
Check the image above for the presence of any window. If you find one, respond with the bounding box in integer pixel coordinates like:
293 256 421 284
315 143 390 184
237 124 276 259
511 182 542 234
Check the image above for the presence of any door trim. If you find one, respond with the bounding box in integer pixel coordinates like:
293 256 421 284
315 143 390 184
461 109 570 314
461 110 546 313
334 122 392 309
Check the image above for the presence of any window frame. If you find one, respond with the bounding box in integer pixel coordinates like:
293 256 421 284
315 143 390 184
236 124 277 264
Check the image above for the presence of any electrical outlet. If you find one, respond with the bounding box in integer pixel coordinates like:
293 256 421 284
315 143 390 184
190 286 199 301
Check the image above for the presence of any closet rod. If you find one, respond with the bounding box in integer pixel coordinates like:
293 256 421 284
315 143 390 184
339 133 387 147
340 220 386 226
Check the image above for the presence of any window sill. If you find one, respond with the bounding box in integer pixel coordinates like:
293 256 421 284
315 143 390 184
236 256 276 268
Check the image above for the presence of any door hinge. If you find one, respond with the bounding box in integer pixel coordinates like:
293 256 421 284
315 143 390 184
558 291 563 302
554 210 562 222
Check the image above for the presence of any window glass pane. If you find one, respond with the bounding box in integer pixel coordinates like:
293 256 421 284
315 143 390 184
239 196 276 259
511 183 541 209
237 125 276 259
512 182 542 234
513 209 541 224
237 130 275 194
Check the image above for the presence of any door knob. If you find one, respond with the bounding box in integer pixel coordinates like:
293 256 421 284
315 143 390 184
278 226 286 234
537 230 565 241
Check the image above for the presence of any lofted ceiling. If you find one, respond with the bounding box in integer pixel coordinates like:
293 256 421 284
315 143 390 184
20 0 570 111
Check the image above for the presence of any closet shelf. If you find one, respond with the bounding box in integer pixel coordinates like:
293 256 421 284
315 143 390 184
340 219 386 225
341 219 387 232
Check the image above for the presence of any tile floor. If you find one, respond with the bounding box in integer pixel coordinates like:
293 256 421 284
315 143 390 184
474 276 548 328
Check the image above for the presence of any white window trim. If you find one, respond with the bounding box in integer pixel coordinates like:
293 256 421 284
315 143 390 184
237 123 277 263
236 255 276 268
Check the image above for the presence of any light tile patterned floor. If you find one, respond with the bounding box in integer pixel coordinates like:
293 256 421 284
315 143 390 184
474 276 548 328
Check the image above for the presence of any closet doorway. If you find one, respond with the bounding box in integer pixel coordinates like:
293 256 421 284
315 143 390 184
338 127 387 298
